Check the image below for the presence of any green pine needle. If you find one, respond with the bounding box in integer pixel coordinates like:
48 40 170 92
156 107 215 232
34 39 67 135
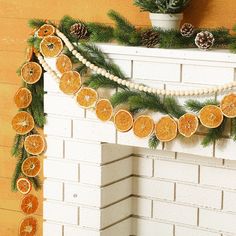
164 96 186 118
232 118 236 141
28 19 46 29
108 10 141 46
27 36 42 51
29 176 42 191
84 74 127 90
74 64 88 76
185 99 219 113
148 134 160 149
110 90 140 107
87 22 114 42
201 118 227 147
79 43 127 79
11 134 25 157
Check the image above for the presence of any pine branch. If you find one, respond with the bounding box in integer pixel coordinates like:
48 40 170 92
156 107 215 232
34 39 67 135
27 36 42 51
58 15 81 43
84 74 127 90
74 64 88 76
185 99 219 113
201 118 227 147
11 148 28 191
232 118 236 141
148 134 160 149
108 10 142 46
110 90 139 107
28 19 46 29
78 43 127 79
11 134 25 157
29 176 42 191
87 22 114 42
164 96 186 118
128 93 167 114
134 0 191 14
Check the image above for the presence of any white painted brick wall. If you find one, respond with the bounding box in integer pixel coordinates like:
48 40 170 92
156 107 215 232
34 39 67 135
44 46 236 236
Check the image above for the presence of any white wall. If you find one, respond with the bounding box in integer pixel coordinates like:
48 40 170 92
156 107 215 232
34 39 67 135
43 46 236 236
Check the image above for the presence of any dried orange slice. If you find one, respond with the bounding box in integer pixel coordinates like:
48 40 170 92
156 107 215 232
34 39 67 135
14 88 32 109
21 62 42 84
114 109 133 132
56 54 73 74
76 87 98 108
37 24 55 38
95 99 113 122
199 105 223 128
178 113 199 137
25 46 34 62
133 115 154 138
59 71 81 94
12 112 34 135
220 93 236 118
21 157 41 177
21 194 39 215
19 217 37 236
40 36 63 58
16 177 32 195
24 135 45 155
155 116 177 142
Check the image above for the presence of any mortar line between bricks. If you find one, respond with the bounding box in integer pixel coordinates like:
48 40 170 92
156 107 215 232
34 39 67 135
197 208 200 226
132 215 224 235
221 190 224 210
100 215 132 231
131 194 236 215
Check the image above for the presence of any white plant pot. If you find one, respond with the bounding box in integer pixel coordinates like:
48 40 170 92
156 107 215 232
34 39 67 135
149 13 183 30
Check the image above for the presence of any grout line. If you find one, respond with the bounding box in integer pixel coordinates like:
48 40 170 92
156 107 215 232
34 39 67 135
221 190 224 210
197 208 200 226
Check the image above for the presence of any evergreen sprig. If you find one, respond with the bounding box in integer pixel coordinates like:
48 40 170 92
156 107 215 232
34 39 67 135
134 0 191 13
77 43 127 79
84 74 127 90
185 99 219 113
28 19 46 29
27 36 42 51
108 10 141 46
232 118 236 141
148 134 160 149
202 118 227 147
164 96 186 118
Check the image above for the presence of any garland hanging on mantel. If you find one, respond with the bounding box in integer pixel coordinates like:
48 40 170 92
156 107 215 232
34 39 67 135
10 13 236 235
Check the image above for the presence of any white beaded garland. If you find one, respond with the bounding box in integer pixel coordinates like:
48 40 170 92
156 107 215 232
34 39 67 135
43 28 236 97
72 50 77 55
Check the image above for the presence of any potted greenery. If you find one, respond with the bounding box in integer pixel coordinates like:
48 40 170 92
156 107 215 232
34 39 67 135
134 0 191 30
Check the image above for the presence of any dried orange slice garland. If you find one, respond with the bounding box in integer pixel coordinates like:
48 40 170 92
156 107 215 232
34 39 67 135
24 135 45 155
155 116 178 142
59 71 82 94
220 93 236 118
133 115 154 138
14 88 32 109
76 87 98 108
114 109 133 132
21 156 41 177
37 24 55 38
95 99 113 121
21 194 39 215
19 217 37 236
16 177 32 195
12 111 35 135
21 62 42 84
11 21 236 232
40 35 63 57
178 113 199 137
199 105 224 128
56 54 73 73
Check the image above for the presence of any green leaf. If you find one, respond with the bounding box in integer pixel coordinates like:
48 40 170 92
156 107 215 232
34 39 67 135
164 96 186 118
185 99 219 113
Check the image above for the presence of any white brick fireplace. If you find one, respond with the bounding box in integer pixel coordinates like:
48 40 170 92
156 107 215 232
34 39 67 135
43 45 236 236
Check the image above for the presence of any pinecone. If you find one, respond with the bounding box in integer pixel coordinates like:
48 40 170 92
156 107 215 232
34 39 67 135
180 23 194 37
195 31 215 50
141 29 160 48
70 23 89 39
